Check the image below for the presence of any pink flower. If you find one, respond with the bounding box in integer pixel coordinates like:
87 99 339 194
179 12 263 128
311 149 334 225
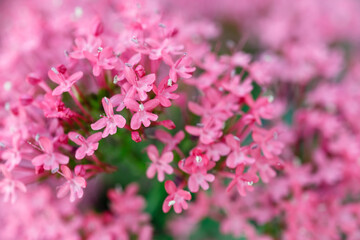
1 135 21 170
91 97 126 138
225 134 255 168
155 130 184 152
198 142 230 162
31 137 69 172
222 76 253 98
69 36 102 59
84 46 118 76
245 95 273 125
252 128 284 159
162 180 191 214
153 77 179 107
125 99 159 130
146 145 173 182
226 165 259 197
0 166 26 204
124 64 156 101
188 170 215 192
68 132 102 160
180 148 215 173
39 93 75 119
186 118 223 144
167 54 196 83
57 165 86 202
48 68 83 96
0 178 26 204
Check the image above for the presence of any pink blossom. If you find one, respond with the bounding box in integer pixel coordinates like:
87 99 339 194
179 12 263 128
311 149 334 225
252 128 284 159
68 132 102 160
198 142 230 162
146 145 173 182
162 180 191 214
167 54 196 83
91 97 126 138
155 130 184 152
153 77 179 107
222 76 253 98
1 135 21 170
124 64 156 101
0 177 26 204
186 119 223 144
69 36 102 59
188 170 215 192
225 134 255 168
0 166 26 204
48 68 83 96
226 165 259 197
57 166 86 202
125 99 159 130
245 95 273 125
31 136 69 172
84 46 118 76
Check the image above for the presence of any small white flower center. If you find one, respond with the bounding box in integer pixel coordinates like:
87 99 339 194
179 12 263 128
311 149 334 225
113 75 119 84
4 102 10 111
51 67 59 74
139 103 145 111
233 136 241 141
3 82 12 91
167 78 172 86
74 6 83 18
268 95 274 103
131 36 139 44
196 156 202 163
97 47 103 52
168 200 176 206
247 181 253 186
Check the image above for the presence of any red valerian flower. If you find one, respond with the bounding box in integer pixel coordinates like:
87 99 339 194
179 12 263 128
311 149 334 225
84 46 118 76
225 134 255 168
68 132 102 160
91 97 126 138
48 67 83 96
31 136 69 172
146 145 173 182
162 180 191 214
57 165 86 202
125 99 159 130
225 165 259 197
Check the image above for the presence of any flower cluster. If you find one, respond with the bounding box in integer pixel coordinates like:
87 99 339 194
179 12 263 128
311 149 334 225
1 0 360 239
